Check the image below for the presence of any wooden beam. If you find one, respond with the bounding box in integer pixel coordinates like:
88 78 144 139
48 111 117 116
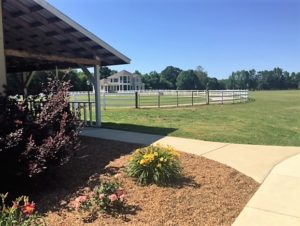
25 71 35 88
5 49 99 66
80 65 95 86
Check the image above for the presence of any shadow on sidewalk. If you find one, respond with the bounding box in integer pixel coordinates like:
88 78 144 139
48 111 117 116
101 122 177 136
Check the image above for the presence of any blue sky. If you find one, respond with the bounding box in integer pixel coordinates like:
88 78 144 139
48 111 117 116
48 0 300 78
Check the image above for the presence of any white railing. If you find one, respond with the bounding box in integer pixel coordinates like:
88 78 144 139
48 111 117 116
69 90 249 109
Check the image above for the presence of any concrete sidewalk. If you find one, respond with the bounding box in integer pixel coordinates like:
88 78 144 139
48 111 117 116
81 127 300 183
233 153 300 226
80 127 300 226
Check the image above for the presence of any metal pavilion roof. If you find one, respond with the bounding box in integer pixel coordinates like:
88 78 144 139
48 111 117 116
3 0 130 73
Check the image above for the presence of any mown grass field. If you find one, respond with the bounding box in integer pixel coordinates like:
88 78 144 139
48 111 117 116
71 93 206 107
99 90 300 146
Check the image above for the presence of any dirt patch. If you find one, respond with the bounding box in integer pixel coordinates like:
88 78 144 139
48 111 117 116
30 137 258 226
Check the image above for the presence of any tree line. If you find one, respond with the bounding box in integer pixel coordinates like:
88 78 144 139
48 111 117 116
140 66 300 90
6 66 300 95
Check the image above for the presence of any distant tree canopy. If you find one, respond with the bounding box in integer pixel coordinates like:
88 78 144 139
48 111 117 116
6 66 300 94
160 66 182 89
176 70 200 90
225 68 300 90
99 66 117 79
7 70 92 95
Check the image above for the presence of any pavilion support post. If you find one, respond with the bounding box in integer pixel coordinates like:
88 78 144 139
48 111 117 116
0 0 7 94
94 65 101 127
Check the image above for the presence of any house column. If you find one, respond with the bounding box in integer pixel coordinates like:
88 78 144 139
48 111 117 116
94 65 101 127
0 0 7 94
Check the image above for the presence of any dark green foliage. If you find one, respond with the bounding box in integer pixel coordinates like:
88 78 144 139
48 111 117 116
142 71 161 89
99 66 117 79
7 70 92 96
176 70 200 90
160 66 182 89
7 66 300 94
224 68 300 90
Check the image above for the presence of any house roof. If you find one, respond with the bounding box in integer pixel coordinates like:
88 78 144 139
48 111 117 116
109 70 133 78
3 0 130 73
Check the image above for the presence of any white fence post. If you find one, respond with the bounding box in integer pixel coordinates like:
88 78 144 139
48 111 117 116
68 90 249 113
206 90 210 105
103 93 107 110
221 91 224 104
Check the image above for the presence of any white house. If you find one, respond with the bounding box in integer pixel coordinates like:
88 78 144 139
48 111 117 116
100 70 145 92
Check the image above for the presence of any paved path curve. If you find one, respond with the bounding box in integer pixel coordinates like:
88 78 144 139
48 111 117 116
80 127 300 225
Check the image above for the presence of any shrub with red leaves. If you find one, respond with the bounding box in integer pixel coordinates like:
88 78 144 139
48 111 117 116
0 78 82 180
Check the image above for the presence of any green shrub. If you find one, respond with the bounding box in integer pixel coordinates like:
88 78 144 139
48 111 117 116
0 193 45 226
127 145 182 186
72 177 126 220
93 179 125 213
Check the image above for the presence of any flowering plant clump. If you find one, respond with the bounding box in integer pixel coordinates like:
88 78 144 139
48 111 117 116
72 177 126 219
0 193 45 226
93 180 125 213
127 144 182 186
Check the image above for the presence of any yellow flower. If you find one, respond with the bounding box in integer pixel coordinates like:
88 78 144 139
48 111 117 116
156 163 162 168
130 157 134 161
140 159 145 165
166 146 180 157
154 152 158 156
160 157 164 162
135 148 143 154
143 153 155 163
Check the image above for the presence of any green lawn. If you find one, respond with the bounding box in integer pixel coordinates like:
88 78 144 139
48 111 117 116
71 93 206 108
99 90 300 146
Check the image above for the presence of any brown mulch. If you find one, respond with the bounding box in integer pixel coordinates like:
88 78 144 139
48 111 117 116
28 137 258 226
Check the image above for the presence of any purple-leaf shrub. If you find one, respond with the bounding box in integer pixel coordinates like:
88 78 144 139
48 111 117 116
0 78 82 179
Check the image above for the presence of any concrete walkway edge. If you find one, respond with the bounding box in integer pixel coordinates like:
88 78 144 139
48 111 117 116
80 127 300 226
233 153 300 226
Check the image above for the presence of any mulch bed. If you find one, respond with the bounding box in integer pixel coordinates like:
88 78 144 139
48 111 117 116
27 137 259 226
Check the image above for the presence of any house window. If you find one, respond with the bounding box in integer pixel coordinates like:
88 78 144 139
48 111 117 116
123 76 127 83
114 78 118 83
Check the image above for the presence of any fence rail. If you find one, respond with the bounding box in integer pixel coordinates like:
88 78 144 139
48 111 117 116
14 90 249 127
70 90 248 109
69 90 249 126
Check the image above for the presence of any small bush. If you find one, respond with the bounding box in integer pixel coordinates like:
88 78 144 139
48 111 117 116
0 78 81 181
93 179 125 213
0 193 45 226
72 177 126 220
127 145 182 186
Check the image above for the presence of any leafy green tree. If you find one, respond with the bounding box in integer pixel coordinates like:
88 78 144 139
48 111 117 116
134 70 142 75
176 70 200 90
160 66 182 89
99 66 117 79
194 66 208 89
142 71 160 89
207 77 223 90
